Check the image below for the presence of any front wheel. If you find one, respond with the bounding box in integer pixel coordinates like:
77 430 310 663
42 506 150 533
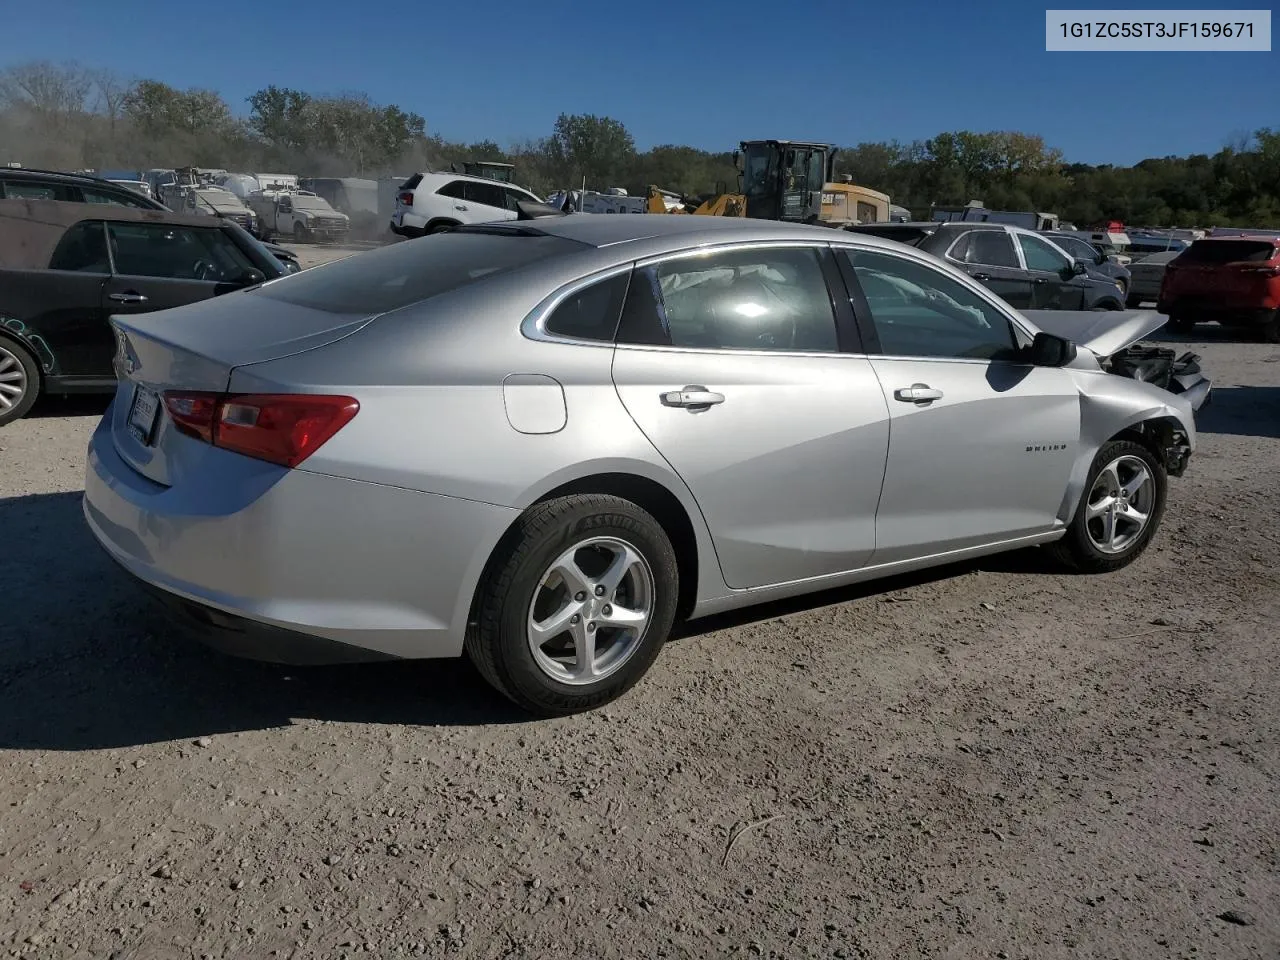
466 495 680 716
0 336 40 427
293 221 308 243
1047 439 1167 574
1260 310 1280 344
1166 315 1196 333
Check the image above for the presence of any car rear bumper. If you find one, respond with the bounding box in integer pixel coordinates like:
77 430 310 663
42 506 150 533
82 413 519 663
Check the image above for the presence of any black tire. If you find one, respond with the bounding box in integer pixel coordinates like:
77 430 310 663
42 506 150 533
425 220 459 235
1047 439 1167 574
0 335 40 427
1166 315 1196 334
1260 311 1280 344
293 221 308 243
465 494 680 716
1125 295 1143 309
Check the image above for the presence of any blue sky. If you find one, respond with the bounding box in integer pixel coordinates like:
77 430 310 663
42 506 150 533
2 0 1274 165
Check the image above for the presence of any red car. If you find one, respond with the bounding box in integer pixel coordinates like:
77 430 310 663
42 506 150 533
1158 236 1280 341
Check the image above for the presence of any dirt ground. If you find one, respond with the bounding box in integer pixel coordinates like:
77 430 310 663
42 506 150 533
1 327 1277 960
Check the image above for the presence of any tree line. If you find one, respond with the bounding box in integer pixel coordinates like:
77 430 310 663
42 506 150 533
2 59 1277 228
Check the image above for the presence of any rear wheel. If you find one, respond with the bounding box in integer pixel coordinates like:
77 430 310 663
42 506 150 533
466 494 679 716
1261 310 1280 344
0 336 39 427
1047 439 1167 574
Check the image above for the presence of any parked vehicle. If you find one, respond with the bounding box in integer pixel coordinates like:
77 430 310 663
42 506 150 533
0 198 287 425
251 190 350 243
1125 250 1181 306
390 172 543 236
168 183 260 236
0 167 300 275
1127 234 1190 257
847 221 1126 310
930 201 1060 232
1043 231 1132 298
82 214 1205 715
1158 236 1280 340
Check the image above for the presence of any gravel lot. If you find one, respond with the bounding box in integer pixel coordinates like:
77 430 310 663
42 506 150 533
1 319 1277 959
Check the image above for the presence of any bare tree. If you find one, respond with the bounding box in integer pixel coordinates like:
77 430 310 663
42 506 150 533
90 68 134 146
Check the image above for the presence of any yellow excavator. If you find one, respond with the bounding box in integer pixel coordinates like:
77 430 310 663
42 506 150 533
644 140 890 226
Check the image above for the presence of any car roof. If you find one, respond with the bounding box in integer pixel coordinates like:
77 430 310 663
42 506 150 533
418 171 531 188
2 167 130 187
504 213 860 250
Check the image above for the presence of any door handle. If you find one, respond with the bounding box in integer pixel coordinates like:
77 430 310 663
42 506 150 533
1033 277 1049 284
660 385 725 409
109 292 148 304
455 204 468 211
894 383 944 404
970 272 991 281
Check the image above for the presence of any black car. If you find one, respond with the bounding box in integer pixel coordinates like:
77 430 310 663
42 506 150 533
846 221 1126 311
0 198 288 425
0 168 301 275
1042 231 1133 302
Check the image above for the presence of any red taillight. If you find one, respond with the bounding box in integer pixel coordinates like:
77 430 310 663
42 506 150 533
164 391 218 443
398 191 414 205
161 391 359 468
1239 265 1280 276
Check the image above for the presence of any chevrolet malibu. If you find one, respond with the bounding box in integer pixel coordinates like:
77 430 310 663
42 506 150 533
84 215 1205 716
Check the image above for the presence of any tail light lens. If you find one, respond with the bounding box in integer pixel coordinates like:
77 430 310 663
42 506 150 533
162 392 359 468
398 191 414 205
1239 265 1280 276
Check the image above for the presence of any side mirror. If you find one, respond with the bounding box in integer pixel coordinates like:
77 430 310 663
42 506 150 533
1028 331 1077 367
238 268 266 287
1071 259 1088 275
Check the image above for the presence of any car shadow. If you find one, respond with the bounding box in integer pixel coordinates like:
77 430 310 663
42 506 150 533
28 393 113 419
676 547 1059 642
0 492 529 752
1195 385 1280 439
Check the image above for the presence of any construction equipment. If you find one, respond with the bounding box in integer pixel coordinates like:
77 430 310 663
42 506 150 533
821 176 891 228
645 185 745 217
736 139 833 222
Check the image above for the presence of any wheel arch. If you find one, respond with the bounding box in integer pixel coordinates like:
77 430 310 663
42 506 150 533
424 218 461 234
468 469 713 630
0 321 53 379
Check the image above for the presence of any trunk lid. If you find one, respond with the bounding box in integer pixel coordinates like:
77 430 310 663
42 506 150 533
109 290 375 486
1022 309 1168 358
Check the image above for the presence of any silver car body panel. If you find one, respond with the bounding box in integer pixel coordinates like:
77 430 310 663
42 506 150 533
85 215 1200 660
1023 309 1168 358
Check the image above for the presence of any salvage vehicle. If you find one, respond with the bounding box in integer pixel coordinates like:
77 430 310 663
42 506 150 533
0 198 286 425
83 214 1206 716
847 221 1126 310
930 201 1060 232
391 172 543 236
1124 250 1181 307
1158 235 1280 341
167 181 260 236
251 190 350 243
0 168 301 274
1043 231 1132 298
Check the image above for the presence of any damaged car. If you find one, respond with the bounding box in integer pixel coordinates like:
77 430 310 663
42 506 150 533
83 215 1207 716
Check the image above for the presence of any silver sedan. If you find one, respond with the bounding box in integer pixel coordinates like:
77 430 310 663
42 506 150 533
84 214 1201 715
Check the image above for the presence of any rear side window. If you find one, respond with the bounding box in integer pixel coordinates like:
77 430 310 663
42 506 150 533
2 180 68 201
49 221 110 272
1180 240 1277 264
956 230 1019 268
543 273 629 341
254 231 582 314
617 246 838 353
83 186 151 209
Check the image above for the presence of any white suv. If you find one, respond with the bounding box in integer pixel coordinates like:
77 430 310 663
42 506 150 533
390 173 543 237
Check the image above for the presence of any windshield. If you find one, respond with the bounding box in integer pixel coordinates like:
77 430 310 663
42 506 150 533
196 190 242 208
292 195 332 211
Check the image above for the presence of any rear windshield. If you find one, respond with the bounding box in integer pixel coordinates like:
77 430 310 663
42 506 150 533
400 173 423 190
1180 239 1277 264
253 231 581 314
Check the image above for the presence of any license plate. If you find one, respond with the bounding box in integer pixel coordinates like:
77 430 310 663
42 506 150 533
128 385 161 445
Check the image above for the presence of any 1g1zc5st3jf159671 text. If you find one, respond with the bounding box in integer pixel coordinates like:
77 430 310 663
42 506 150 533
1045 10 1272 51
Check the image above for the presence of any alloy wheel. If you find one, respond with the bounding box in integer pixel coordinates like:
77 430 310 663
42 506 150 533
0 344 29 415
1085 455 1155 554
526 536 655 685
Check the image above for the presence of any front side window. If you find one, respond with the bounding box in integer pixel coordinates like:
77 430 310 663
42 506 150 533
1018 233 1072 273
82 187 150 209
437 180 467 200
2 180 63 201
107 222 255 281
463 181 505 208
842 248 1020 361
616 246 838 353
48 221 110 272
